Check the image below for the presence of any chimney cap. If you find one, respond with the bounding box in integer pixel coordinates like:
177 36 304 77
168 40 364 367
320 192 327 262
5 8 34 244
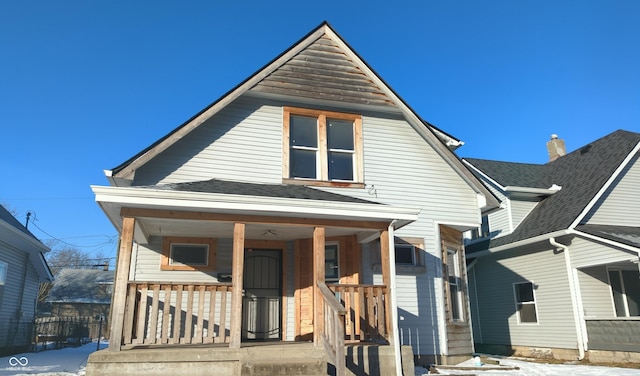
551 134 558 140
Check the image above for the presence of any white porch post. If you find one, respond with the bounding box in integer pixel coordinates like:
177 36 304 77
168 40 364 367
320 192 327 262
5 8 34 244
229 222 245 348
109 216 135 351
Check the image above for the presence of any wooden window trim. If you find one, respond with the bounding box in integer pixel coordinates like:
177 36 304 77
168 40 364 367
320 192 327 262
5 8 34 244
161 236 217 271
283 106 363 186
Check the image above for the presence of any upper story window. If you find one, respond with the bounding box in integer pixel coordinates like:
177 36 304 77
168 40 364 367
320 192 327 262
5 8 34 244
0 261 7 285
283 107 363 187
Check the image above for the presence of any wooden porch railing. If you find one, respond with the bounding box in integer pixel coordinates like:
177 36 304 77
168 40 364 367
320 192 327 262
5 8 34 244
122 282 232 347
329 284 389 343
318 281 347 376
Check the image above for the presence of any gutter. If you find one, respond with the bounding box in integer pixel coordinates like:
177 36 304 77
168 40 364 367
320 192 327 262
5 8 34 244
549 237 586 360
467 230 570 259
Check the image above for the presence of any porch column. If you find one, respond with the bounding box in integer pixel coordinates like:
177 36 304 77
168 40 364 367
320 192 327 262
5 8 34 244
109 216 135 351
229 222 245 348
381 225 403 376
313 226 325 345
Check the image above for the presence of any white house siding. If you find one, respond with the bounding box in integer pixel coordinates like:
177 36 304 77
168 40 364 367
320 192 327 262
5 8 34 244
0 242 40 351
130 97 484 356
510 198 538 229
473 179 510 237
569 237 637 269
584 154 640 225
133 96 284 186
578 266 616 319
470 246 579 349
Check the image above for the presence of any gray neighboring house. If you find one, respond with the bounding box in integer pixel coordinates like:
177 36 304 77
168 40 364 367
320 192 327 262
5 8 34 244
48 268 114 320
0 204 53 355
463 130 640 363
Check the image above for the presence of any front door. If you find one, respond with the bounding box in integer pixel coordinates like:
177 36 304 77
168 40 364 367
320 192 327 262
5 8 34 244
242 249 281 340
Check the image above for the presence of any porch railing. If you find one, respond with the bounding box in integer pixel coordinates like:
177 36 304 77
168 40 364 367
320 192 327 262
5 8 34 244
329 284 389 343
318 281 347 376
123 282 232 347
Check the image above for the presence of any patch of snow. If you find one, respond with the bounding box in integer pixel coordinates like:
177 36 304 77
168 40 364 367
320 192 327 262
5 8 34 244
0 341 107 376
416 358 640 376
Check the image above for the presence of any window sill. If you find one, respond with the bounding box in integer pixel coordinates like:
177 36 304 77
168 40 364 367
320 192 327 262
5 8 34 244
282 178 364 189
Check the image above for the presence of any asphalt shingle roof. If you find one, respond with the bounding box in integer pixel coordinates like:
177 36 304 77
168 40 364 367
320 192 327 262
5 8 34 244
576 224 640 249
466 130 640 252
145 179 380 205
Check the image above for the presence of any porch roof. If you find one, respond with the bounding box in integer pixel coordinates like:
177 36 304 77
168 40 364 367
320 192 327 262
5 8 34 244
92 181 420 242
575 224 640 250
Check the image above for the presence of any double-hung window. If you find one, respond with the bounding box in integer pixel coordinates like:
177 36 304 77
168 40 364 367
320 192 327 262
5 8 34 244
608 269 640 317
284 107 363 186
514 281 538 323
446 247 464 322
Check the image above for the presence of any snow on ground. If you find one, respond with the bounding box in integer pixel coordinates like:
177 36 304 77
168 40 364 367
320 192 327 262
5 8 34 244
3 344 640 376
0 342 107 376
416 357 640 376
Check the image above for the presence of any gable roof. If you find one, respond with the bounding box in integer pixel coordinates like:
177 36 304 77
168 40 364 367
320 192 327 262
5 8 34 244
105 22 499 211
0 204 53 281
466 130 640 253
47 268 114 304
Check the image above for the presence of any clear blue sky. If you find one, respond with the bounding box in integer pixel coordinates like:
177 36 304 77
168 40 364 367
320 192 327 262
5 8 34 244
1 1 639 265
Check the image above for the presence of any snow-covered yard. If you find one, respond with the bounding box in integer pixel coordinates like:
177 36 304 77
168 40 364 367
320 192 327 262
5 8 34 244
0 342 106 376
2 343 640 375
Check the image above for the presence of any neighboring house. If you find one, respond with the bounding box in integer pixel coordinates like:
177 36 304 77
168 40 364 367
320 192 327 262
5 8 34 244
0 204 53 355
464 130 640 363
88 22 498 376
48 268 113 320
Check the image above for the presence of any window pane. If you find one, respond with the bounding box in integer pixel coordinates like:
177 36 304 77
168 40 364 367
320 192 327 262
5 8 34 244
449 285 461 320
609 270 627 317
325 245 339 281
518 303 538 323
171 244 208 265
0 262 7 284
290 115 317 148
290 149 317 179
622 270 640 316
516 282 534 303
328 151 353 181
395 245 414 265
327 119 354 151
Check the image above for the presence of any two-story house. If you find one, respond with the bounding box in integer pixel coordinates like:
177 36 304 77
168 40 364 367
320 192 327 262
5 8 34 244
464 130 640 363
87 22 498 376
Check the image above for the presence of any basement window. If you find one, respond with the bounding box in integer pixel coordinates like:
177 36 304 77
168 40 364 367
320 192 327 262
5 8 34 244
161 237 217 271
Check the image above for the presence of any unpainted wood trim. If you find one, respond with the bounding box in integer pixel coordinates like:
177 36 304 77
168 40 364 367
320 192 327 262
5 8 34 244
120 207 388 230
229 223 245 348
109 216 135 351
313 227 325 345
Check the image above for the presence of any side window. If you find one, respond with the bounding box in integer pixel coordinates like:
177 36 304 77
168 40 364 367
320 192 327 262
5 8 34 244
0 261 7 285
446 247 464 322
514 281 538 323
609 269 640 317
394 237 424 267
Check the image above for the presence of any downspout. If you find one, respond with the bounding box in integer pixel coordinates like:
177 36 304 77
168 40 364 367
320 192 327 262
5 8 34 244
550 237 585 360
387 221 403 376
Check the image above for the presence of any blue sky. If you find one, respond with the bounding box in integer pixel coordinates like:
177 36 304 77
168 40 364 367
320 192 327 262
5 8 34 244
1 1 638 264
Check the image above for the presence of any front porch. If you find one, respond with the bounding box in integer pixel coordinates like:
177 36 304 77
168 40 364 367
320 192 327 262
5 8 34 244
90 185 420 375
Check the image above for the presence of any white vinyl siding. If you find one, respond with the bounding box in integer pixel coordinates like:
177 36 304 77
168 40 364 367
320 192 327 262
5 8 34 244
578 266 618 318
469 247 578 349
0 243 40 349
510 198 539 229
584 154 640 225
569 237 637 269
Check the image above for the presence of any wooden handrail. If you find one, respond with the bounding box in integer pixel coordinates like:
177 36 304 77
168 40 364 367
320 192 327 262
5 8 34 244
329 284 389 343
317 281 346 376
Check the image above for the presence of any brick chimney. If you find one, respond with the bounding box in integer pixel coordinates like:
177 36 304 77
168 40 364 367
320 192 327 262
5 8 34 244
546 134 566 162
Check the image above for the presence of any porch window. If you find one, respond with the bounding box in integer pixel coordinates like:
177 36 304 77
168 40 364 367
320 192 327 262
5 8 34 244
161 237 217 271
446 247 464 322
283 107 363 186
325 244 339 283
394 238 423 266
608 269 640 317
0 261 6 285
514 281 538 323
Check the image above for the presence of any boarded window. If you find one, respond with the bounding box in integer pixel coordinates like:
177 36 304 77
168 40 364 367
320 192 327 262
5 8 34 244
514 281 538 323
